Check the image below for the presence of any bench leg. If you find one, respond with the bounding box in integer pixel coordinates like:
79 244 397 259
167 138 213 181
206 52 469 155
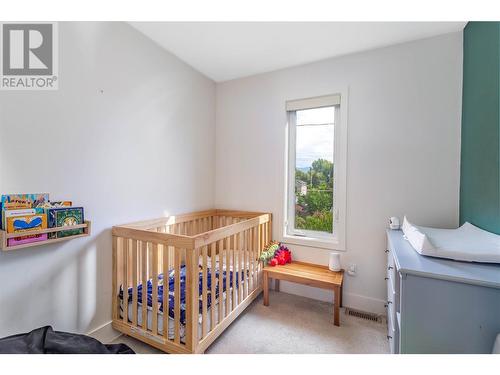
275 279 280 292
334 286 340 326
263 272 269 306
339 283 343 308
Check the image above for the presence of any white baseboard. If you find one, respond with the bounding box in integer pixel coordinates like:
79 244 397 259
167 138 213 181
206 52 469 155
342 292 387 315
275 280 386 315
87 321 122 343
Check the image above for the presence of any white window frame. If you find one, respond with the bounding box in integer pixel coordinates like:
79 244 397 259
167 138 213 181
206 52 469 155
283 90 348 251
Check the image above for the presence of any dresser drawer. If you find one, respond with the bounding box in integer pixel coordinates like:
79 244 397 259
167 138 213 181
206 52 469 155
387 259 396 285
387 309 397 354
387 274 396 305
386 280 396 325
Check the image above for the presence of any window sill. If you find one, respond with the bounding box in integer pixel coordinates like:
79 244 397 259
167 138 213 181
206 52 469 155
282 234 346 251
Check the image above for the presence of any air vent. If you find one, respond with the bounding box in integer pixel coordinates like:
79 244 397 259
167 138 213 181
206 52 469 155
345 307 382 323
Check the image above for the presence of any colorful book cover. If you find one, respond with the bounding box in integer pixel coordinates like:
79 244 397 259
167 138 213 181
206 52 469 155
47 207 84 238
37 201 72 209
1 193 49 209
6 213 48 246
2 208 44 230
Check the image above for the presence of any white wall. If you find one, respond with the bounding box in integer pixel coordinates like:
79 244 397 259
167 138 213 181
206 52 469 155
215 32 463 313
0 22 216 338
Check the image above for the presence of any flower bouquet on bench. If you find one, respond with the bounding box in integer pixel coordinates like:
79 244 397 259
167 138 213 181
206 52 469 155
259 241 292 266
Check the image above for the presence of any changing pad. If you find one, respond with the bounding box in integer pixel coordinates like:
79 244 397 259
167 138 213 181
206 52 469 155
401 216 500 263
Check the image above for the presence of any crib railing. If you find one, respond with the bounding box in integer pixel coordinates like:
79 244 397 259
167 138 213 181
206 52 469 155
112 209 271 354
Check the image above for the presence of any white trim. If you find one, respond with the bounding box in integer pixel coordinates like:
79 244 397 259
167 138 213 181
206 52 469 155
283 234 342 251
342 291 387 315
334 88 349 250
87 320 122 343
286 94 341 111
283 88 348 251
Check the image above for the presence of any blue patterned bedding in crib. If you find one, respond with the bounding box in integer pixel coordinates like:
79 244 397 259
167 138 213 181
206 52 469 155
119 266 242 325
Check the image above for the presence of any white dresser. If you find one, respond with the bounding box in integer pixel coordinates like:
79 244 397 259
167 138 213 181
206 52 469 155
386 229 500 353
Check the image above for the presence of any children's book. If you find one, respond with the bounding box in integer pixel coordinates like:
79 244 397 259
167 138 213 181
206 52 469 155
47 207 84 238
2 208 44 230
6 213 48 246
1 193 49 210
37 201 72 209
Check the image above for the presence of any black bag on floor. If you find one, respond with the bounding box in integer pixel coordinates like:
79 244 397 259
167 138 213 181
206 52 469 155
0 326 134 354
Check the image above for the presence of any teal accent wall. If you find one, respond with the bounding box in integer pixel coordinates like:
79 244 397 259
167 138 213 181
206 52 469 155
460 22 500 233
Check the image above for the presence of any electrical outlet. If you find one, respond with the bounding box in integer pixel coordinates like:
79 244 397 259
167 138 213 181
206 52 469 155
347 263 357 276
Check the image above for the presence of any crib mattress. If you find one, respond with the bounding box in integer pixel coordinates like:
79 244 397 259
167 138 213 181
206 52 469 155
118 256 253 342
119 261 246 322
120 293 232 342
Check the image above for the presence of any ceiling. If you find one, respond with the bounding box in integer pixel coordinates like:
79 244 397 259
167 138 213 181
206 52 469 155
130 22 466 82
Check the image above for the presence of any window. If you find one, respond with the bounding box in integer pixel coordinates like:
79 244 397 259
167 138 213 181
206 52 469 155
284 93 347 250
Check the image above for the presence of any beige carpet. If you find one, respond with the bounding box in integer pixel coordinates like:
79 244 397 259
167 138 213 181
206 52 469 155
111 291 389 354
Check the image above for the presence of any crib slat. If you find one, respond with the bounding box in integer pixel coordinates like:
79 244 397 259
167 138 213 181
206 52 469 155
248 229 252 293
245 231 249 298
218 239 223 323
262 223 265 247
253 227 258 289
262 223 266 247
163 244 169 339
237 232 242 303
232 233 238 310
248 228 253 292
225 235 231 316
261 223 265 249
152 243 159 335
244 230 248 299
256 225 260 285
247 229 251 293
141 241 148 330
123 238 129 324
210 242 216 330
240 231 244 304
239 232 244 303
266 222 269 245
219 217 226 322
137 240 142 284
185 248 199 350
132 239 138 326
174 248 181 344
112 236 118 320
202 245 208 338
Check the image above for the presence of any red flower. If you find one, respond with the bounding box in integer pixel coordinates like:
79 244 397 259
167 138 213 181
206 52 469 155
268 258 278 267
277 255 287 265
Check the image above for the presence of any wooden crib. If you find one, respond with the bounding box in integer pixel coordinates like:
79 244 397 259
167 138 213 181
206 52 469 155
112 209 271 354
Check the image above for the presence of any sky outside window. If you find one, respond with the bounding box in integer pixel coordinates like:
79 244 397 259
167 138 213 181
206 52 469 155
296 106 334 169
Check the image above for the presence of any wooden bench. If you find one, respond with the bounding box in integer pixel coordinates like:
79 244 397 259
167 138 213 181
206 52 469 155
263 261 344 326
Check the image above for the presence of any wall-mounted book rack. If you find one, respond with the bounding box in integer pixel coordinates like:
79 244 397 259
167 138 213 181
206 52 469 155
0 221 91 251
